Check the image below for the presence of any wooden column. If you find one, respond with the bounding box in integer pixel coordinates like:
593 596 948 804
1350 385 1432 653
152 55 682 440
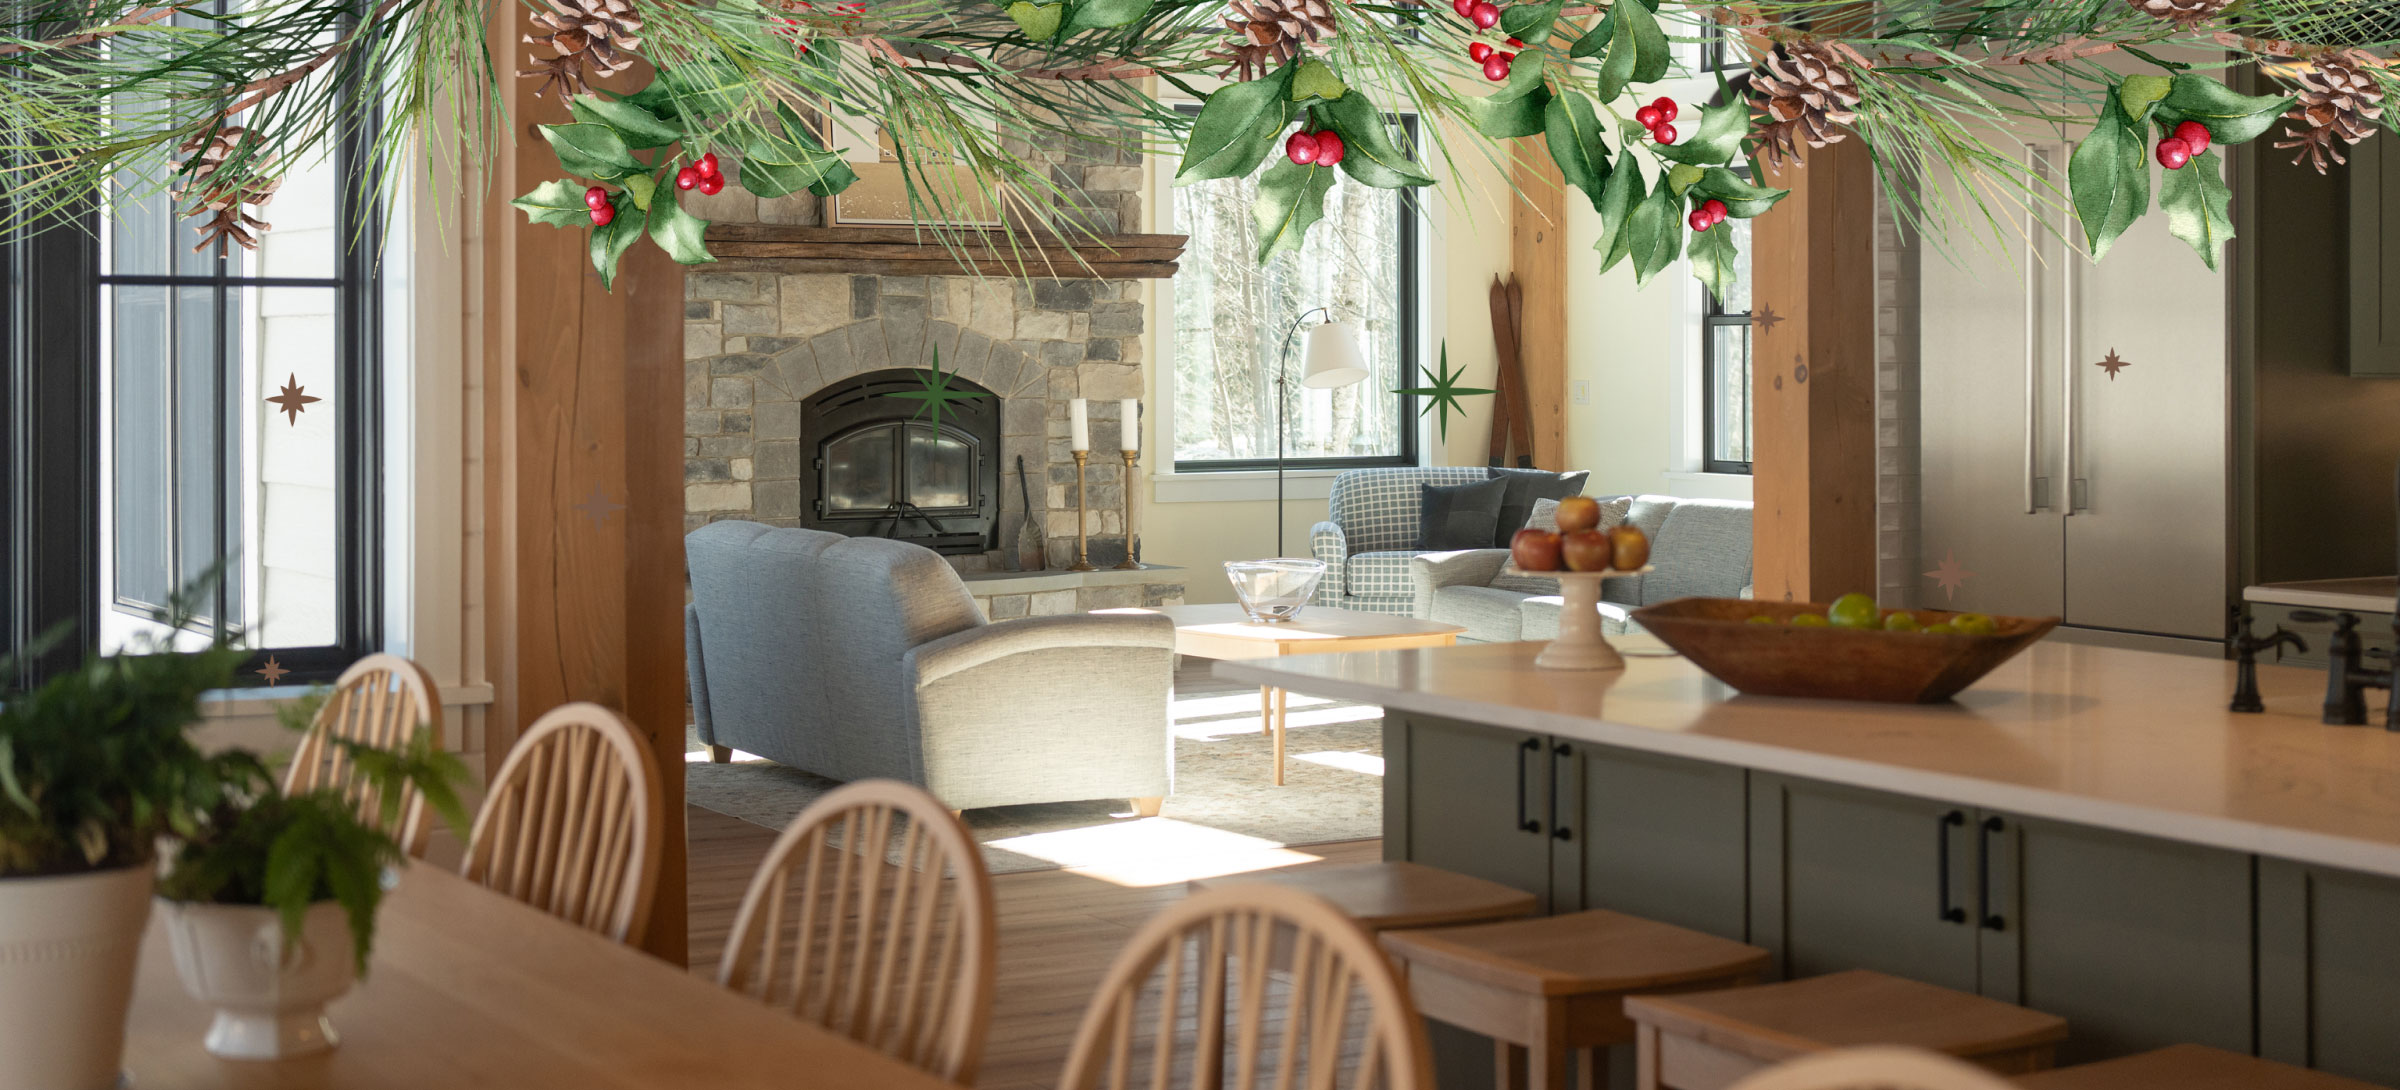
482 23 689 959
1747 139 1877 603
1510 146 1569 472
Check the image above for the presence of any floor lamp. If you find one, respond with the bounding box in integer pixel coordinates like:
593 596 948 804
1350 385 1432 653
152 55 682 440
1274 309 1369 557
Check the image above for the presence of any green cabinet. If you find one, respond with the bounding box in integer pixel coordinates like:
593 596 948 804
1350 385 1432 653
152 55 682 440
1554 741 1750 938
2350 127 2400 378
1747 775 1980 992
1383 715 1556 909
2259 860 2400 1084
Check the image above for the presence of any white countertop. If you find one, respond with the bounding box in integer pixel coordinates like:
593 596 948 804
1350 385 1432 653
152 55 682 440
2244 576 2398 613
1214 641 2400 879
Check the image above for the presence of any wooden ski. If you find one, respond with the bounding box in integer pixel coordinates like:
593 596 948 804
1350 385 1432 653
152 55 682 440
1487 276 1524 467
1503 276 1535 466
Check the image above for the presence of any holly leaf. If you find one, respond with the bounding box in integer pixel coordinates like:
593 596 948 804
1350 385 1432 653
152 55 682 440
1692 167 1788 218
742 104 854 198
1592 154 1643 273
1619 0 1669 84
1320 92 1434 188
511 179 597 229
1687 219 1739 303
1544 90 1612 212
1651 101 1746 165
1569 7 1611 59
539 122 643 181
1500 0 1564 44
647 186 715 266
2068 87 2150 262
1065 0 1149 32
1464 82 1551 138
1291 59 1347 103
1628 170 1683 285
570 94 681 150
1177 64 1296 184
2118 74 2172 123
623 171 657 212
1252 157 1337 261
1667 162 1703 195
648 61 749 125
2159 148 2234 270
590 196 644 289
1485 47 1548 103
1005 1 1063 40
2156 75 2295 146
1593 4 1638 101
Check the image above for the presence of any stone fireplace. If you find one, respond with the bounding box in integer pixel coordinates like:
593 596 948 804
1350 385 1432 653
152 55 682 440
800 368 1002 555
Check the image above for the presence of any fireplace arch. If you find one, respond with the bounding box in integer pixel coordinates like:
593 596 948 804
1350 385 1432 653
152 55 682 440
799 369 1001 555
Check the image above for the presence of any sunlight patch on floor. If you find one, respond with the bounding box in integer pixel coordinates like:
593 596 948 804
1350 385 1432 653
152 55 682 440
1171 690 1337 720
988 817 1325 887
1174 702 1383 742
1293 750 1384 776
683 746 762 763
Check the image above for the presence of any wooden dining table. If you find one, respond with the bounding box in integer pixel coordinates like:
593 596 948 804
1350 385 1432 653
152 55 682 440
121 864 963 1090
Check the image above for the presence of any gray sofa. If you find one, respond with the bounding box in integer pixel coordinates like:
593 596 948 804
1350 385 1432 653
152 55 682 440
1411 495 1754 642
1308 466 1523 614
685 521 1175 812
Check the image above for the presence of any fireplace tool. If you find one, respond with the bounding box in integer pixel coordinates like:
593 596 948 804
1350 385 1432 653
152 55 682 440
1015 455 1044 571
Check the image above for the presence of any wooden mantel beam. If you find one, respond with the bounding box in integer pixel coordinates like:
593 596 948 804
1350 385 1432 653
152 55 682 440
702 225 1187 279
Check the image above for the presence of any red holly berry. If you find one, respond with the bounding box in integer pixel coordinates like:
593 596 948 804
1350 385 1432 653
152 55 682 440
1314 130 1346 166
1688 208 1712 232
1652 97 1678 122
589 202 615 227
1497 51 1515 62
1505 36 1523 47
676 166 702 191
1285 130 1320 165
1635 105 1663 129
583 185 608 210
1701 198 1728 224
1468 1 1499 28
1651 122 1678 144
2173 119 2211 157
699 152 722 178
2155 137 2192 170
1469 41 1492 62
1482 53 1511 80
699 173 727 196
1451 0 1471 16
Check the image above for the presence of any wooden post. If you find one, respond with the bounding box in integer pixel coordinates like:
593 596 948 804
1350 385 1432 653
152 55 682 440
482 21 689 960
1747 140 1877 604
1511 146 1569 472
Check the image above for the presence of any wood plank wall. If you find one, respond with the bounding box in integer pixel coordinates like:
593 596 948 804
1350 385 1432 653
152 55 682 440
1510 147 1570 472
481 16 690 960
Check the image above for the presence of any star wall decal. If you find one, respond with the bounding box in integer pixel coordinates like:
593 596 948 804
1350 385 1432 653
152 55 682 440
257 655 289 685
1396 342 1495 442
1751 304 1784 332
266 374 320 426
2096 349 2130 380
882 346 988 431
573 485 626 528
1924 550 1976 601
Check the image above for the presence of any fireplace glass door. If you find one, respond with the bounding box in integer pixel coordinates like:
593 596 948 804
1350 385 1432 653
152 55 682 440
801 369 1001 554
823 422 974 513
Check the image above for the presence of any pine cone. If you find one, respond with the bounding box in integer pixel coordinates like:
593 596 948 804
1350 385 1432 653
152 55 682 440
2123 0 2231 27
1206 0 1335 81
176 127 280 252
519 0 643 99
1750 43 1861 166
2274 50 2386 174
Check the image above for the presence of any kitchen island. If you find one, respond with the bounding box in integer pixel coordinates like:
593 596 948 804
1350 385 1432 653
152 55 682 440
1216 640 2400 1087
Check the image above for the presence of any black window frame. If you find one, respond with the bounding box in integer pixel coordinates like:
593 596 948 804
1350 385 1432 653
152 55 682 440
1700 167 1752 476
1167 105 1423 474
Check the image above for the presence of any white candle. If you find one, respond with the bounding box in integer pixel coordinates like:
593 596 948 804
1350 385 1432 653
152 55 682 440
1119 399 1140 451
1069 398 1090 452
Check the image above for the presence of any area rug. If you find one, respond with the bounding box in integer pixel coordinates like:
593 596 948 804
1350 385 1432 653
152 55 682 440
683 668 1386 875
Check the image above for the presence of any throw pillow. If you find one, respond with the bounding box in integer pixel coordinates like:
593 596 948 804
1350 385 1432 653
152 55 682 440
1487 468 1592 548
1415 477 1509 551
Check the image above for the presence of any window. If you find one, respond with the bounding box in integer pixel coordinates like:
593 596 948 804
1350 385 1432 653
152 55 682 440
1167 108 1420 471
2 8 382 689
1701 210 1753 474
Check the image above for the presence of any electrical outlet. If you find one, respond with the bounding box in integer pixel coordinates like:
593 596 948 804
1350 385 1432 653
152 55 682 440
1572 380 1591 405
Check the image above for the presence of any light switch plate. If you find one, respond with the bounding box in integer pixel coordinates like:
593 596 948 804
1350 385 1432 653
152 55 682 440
1572 380 1591 405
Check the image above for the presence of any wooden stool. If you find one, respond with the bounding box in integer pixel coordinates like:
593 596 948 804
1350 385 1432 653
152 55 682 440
1188 861 1537 934
1380 909 1772 1090
1623 969 2068 1090
2016 1044 2386 1090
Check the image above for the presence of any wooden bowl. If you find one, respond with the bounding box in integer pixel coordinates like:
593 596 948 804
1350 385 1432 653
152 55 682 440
1628 598 2060 703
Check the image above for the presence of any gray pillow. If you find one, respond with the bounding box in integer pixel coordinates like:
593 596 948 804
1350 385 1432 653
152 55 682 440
1487 468 1591 548
1415 478 1509 551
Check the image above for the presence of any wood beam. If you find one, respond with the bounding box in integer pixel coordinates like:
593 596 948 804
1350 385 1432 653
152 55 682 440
1509 145 1569 472
1748 139 1878 604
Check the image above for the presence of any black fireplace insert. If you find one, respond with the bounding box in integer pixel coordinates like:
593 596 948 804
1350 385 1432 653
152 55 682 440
800 369 1001 555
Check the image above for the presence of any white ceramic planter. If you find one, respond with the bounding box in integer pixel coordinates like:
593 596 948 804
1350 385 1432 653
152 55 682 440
0 864 156 1090
160 898 358 1060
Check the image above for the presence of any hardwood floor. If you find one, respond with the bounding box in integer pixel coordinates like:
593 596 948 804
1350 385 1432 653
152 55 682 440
683 805 1383 1090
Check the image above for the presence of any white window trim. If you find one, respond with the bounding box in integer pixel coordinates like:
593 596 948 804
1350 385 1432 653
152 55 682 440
1666 261 1754 500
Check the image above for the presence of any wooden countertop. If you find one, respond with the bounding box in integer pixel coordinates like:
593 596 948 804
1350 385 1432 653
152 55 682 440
1212 640 2400 878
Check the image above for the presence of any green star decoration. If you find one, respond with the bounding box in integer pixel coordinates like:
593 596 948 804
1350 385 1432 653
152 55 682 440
882 346 989 431
1395 342 1495 442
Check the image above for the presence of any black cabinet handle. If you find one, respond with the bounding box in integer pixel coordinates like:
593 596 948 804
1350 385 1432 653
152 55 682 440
1936 810 1967 923
1550 743 1574 841
1515 738 1542 835
1977 815 2006 931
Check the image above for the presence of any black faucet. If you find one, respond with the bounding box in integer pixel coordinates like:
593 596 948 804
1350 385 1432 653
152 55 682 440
2229 615 2307 714
2293 610 2398 727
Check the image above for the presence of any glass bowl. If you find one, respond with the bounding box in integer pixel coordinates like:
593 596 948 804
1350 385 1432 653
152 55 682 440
1224 558 1327 623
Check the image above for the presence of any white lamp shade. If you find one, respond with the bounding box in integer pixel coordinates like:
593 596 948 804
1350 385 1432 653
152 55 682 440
1299 320 1369 389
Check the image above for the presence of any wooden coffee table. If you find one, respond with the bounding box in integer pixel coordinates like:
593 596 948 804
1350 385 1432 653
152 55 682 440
1128 603 1465 785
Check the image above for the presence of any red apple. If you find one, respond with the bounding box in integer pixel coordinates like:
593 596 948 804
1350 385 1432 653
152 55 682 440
1510 528 1563 572
1608 524 1650 570
1553 495 1601 534
1562 530 1615 572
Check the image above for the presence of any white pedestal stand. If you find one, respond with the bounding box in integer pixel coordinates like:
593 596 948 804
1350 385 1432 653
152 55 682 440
1505 566 1651 671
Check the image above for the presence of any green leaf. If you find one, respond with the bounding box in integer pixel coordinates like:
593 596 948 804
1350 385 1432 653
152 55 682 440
1628 171 1682 285
1251 157 1337 261
1651 101 1747 165
1500 0 1564 44
1005 1 1063 40
1065 0 1149 31
2159 148 2235 270
2068 88 2150 262
1667 163 1703 195
590 196 644 289
1291 59 1347 103
569 95 681 150
1544 91 1612 212
2119 74 2172 123
1320 92 1434 189
539 123 642 182
1692 167 1788 218
623 62 749 126
511 179 597 229
1464 83 1552 138
2157 75 2295 146
1619 0 1669 84
1176 65 1296 185
1592 155 1643 273
1594 4 1637 101
647 187 715 266
1687 220 1739 303
741 105 855 199
1569 7 1611 59
623 171 656 212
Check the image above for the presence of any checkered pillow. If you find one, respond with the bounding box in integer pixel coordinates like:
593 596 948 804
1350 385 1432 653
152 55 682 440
1327 467 1494 554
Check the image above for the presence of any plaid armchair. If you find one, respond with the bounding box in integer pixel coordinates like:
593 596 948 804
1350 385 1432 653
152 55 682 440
1307 467 1494 614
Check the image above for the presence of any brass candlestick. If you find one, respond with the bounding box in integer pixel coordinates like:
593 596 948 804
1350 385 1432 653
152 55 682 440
1069 450 1096 572
1115 449 1141 570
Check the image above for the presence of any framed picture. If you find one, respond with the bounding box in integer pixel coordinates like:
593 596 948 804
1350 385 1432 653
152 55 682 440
820 103 1006 228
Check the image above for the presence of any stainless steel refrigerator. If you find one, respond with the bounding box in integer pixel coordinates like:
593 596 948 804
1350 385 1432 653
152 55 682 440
1918 141 2231 649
